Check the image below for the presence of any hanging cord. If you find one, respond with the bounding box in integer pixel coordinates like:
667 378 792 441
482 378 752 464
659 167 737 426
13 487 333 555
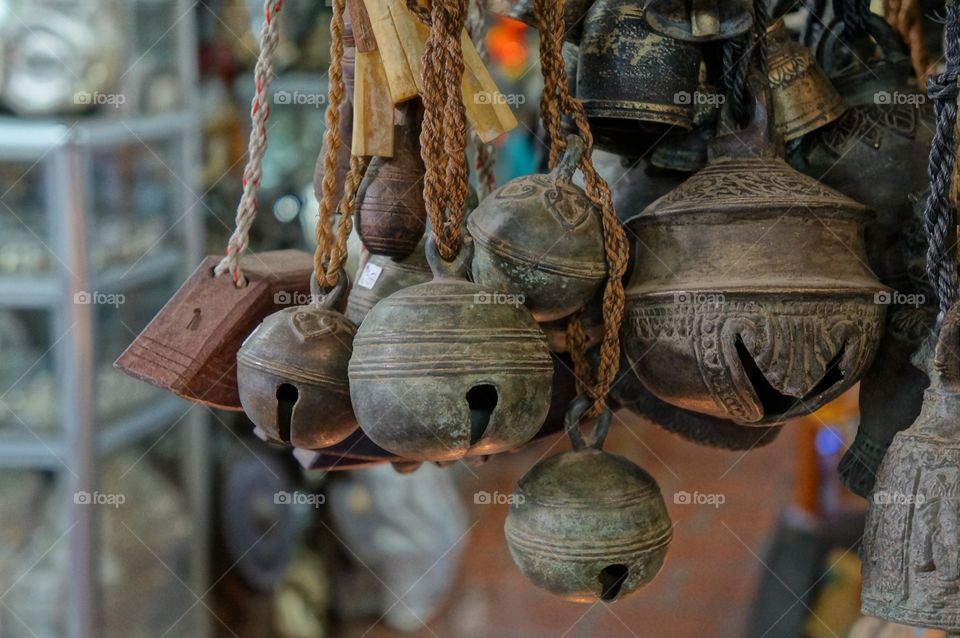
314 0 367 289
534 0 629 415
467 0 496 198
922 0 960 316
418 0 471 260
215 0 285 286
835 0 871 38
884 0 933 87
723 0 769 127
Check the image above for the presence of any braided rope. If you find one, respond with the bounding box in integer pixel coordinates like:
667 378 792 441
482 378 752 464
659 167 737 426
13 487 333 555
922 0 960 315
215 0 285 286
723 0 769 127
420 0 470 260
534 0 629 415
836 0 870 38
467 0 496 198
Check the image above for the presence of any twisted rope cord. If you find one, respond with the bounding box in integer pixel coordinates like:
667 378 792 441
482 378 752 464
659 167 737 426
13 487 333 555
723 0 769 127
836 0 870 38
215 0 284 286
534 0 629 415
467 0 496 198
420 0 470 260
922 0 960 315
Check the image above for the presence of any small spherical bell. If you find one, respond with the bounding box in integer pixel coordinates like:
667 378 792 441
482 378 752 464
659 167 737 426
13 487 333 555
505 399 672 602
349 237 554 461
237 276 357 449
468 135 606 322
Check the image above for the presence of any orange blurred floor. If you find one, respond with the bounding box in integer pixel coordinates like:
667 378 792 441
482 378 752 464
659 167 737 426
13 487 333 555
337 408 798 638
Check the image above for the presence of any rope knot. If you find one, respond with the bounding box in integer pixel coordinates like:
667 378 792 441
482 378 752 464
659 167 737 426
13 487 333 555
927 72 960 103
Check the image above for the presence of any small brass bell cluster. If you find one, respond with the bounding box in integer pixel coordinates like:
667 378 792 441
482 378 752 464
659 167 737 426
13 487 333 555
505 397 673 602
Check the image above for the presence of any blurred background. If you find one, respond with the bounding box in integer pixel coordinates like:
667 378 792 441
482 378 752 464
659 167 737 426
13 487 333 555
0 1 948 637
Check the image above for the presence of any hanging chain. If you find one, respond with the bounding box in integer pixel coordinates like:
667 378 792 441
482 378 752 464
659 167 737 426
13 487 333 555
922 0 960 316
534 0 629 415
215 0 285 286
420 0 470 260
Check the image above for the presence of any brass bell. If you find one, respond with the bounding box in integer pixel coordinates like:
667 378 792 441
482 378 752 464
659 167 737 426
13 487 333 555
816 14 911 107
644 0 753 42
346 245 432 326
468 135 606 322
861 303 960 632
237 275 357 449
349 237 554 461
766 18 846 141
356 100 427 259
623 83 888 425
577 0 701 148
505 397 672 602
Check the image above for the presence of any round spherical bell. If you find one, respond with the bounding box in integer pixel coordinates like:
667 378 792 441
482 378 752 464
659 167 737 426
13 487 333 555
505 399 672 602
468 135 606 322
624 84 888 426
349 237 554 461
345 245 432 325
237 276 357 449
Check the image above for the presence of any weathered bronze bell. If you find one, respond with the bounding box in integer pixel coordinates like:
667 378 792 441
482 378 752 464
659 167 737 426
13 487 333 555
644 0 753 42
468 135 606 322
609 352 783 450
578 0 701 144
623 85 888 425
766 18 846 141
115 250 314 410
495 0 595 44
861 304 960 632
505 397 672 602
237 276 357 449
356 100 427 259
346 246 432 326
349 237 554 461
816 15 911 107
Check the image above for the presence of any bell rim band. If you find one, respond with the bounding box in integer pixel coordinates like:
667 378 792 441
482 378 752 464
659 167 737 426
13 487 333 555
579 99 694 129
626 285 893 299
467 224 608 280
860 602 960 631
505 524 674 558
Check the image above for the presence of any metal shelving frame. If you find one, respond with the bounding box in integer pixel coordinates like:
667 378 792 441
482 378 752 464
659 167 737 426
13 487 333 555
0 3 209 637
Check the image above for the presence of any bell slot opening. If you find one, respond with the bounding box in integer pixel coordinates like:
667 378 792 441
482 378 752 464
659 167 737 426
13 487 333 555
466 384 498 445
598 564 629 601
276 383 298 443
734 336 846 417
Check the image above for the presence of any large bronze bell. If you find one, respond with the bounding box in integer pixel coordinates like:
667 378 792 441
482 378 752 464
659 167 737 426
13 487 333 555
577 0 701 146
237 276 357 449
623 85 888 425
644 0 753 42
349 237 554 461
468 135 606 322
356 100 427 259
766 18 846 141
861 304 960 632
505 397 672 602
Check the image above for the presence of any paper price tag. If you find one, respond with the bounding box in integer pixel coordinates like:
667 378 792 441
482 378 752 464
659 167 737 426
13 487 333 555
357 262 384 289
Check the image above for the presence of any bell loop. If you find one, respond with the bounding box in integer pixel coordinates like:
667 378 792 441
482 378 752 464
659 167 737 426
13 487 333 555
425 233 472 280
310 270 348 310
713 73 784 161
564 395 612 450
553 135 586 184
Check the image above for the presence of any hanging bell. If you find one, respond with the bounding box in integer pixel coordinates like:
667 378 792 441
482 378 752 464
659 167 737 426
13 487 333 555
356 100 427 259
494 0 595 44
623 82 888 425
861 303 960 632
346 246 432 326
115 250 315 410
644 0 753 42
609 352 782 450
468 135 606 322
349 237 554 461
766 18 846 141
505 397 672 602
815 14 912 107
237 275 357 449
577 0 701 150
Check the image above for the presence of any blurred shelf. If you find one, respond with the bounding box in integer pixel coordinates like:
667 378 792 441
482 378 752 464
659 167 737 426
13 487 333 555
0 395 189 469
